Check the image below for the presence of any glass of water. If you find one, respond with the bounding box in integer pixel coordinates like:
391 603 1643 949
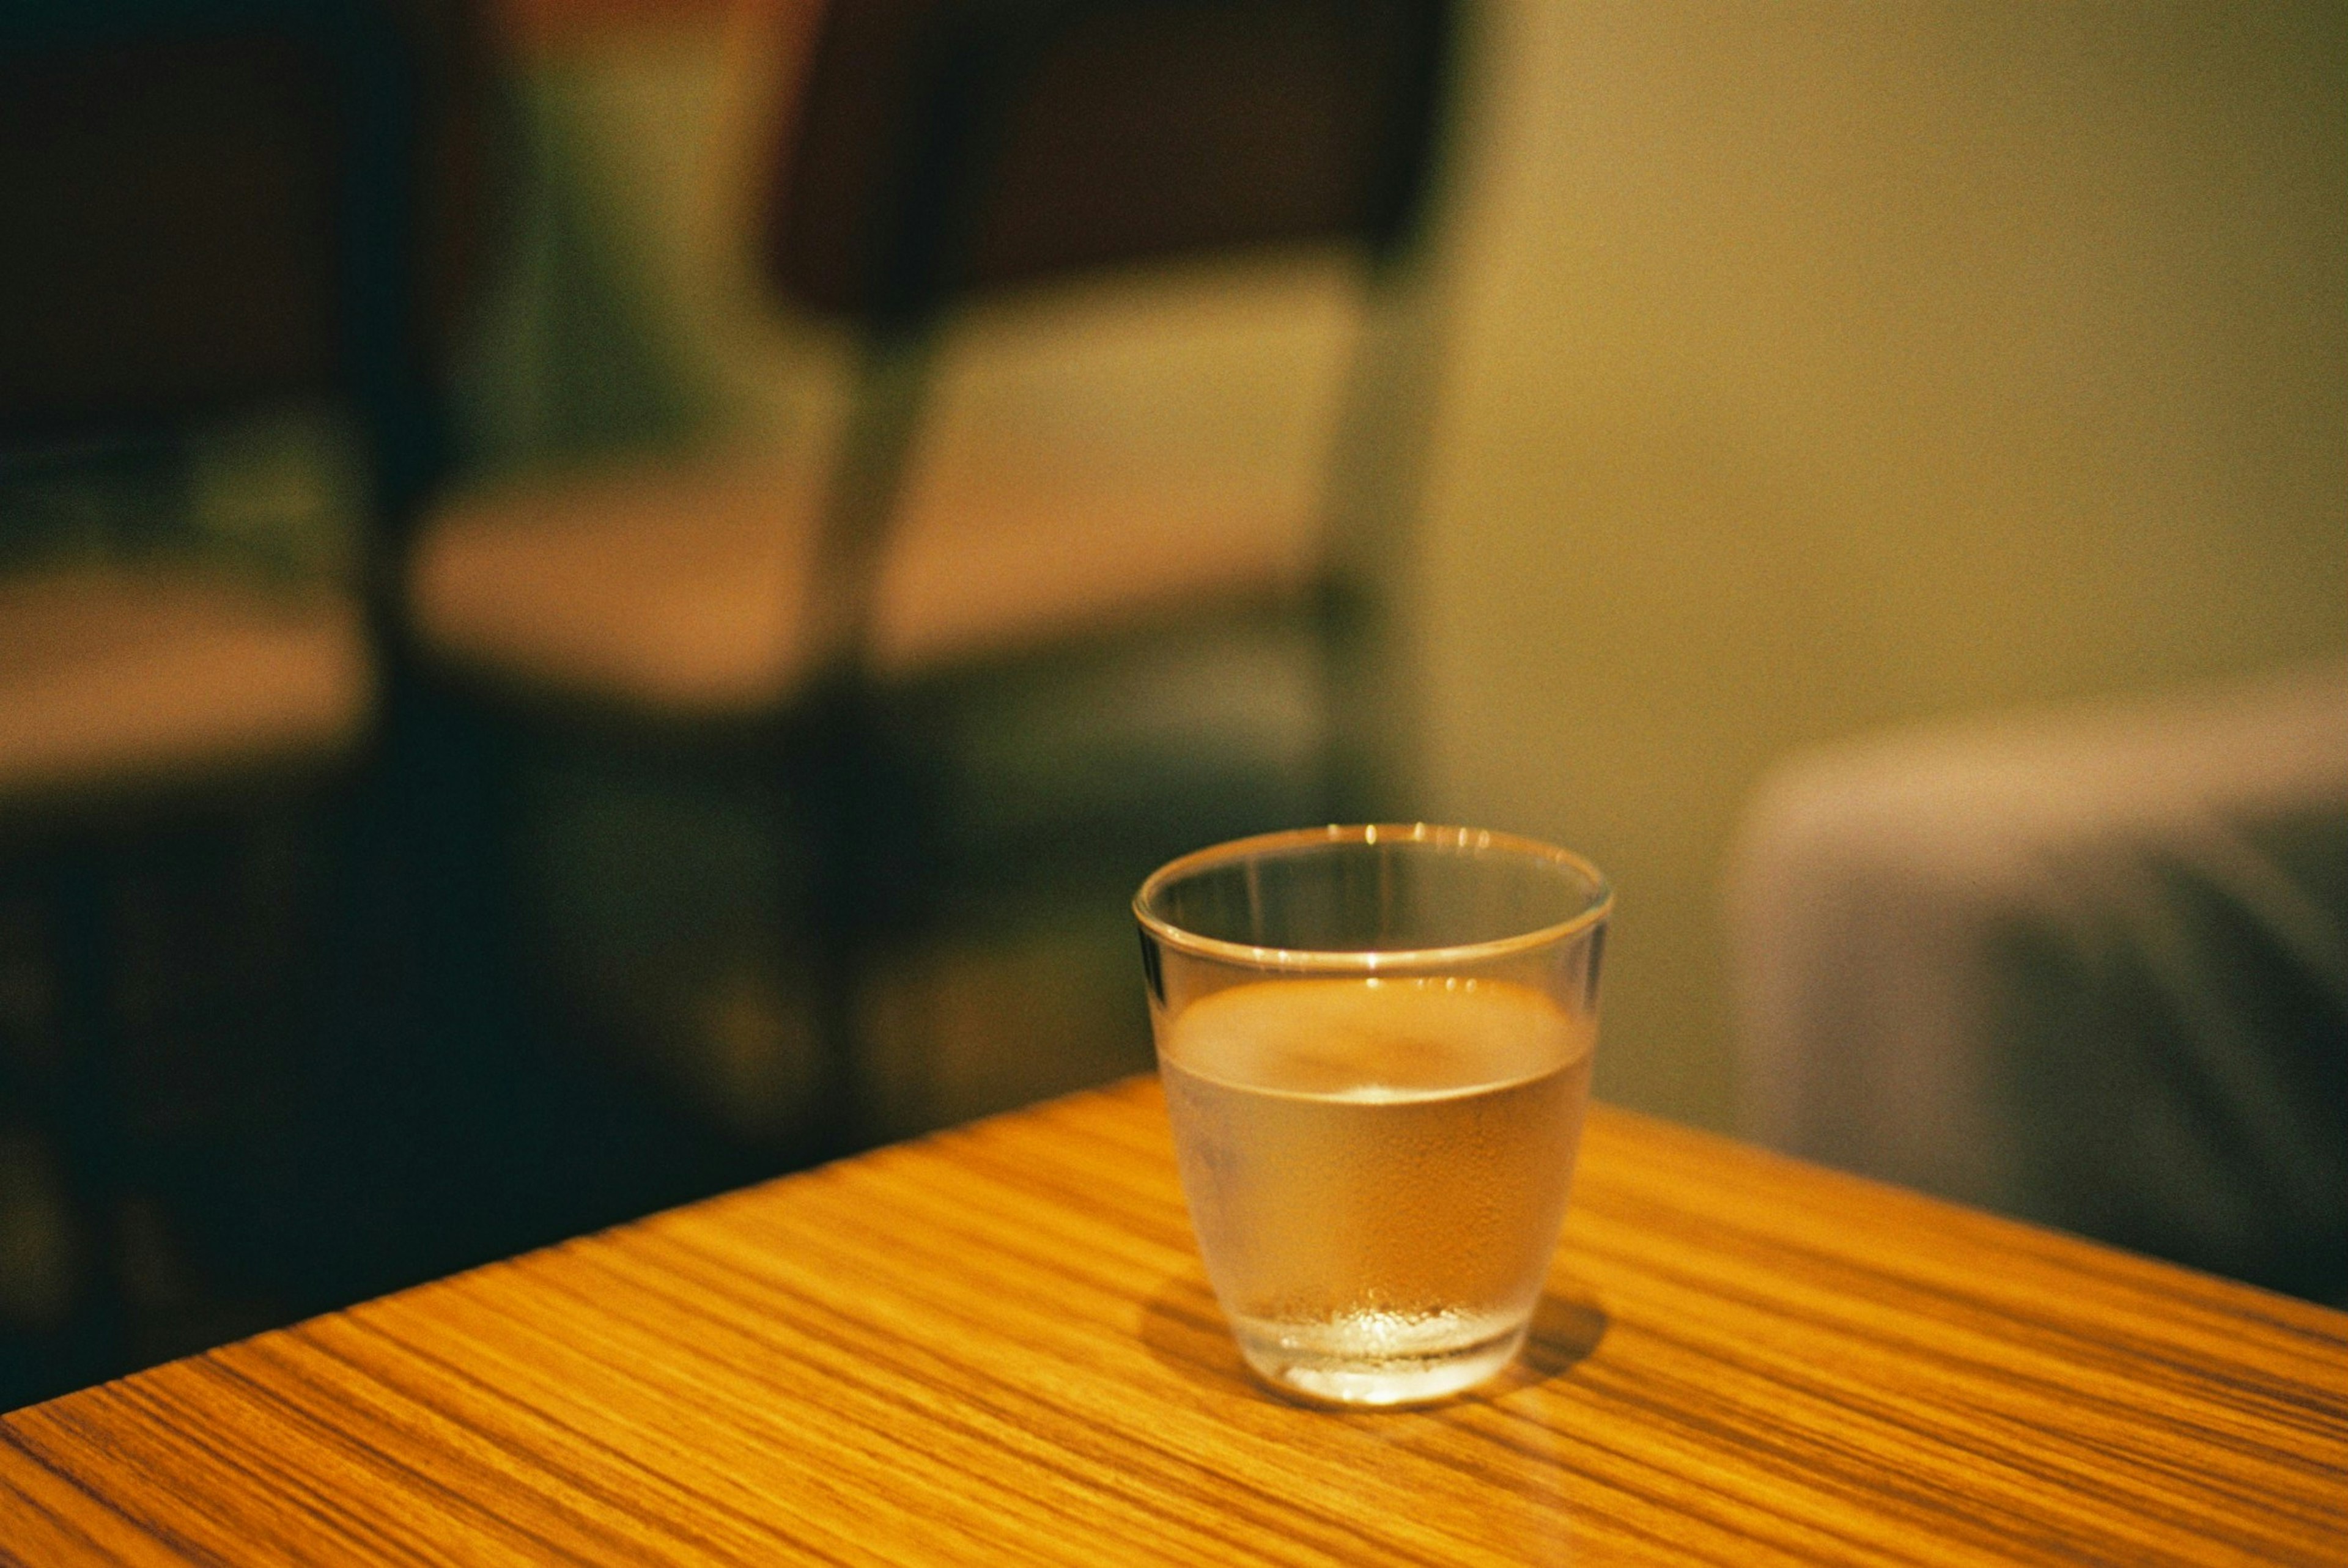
1135 825 1611 1406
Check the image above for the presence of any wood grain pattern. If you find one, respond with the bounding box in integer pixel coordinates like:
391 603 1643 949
4 1078 2344 1565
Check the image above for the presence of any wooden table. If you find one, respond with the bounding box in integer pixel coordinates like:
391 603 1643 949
5 1078 2344 1565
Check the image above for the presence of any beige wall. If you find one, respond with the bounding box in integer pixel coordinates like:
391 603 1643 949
1417 2 2348 1127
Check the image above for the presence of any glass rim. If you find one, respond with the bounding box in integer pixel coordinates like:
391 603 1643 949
1132 823 1612 973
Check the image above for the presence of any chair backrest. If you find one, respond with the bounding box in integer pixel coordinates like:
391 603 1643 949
766 0 1453 330
0 0 489 550
0 31 340 432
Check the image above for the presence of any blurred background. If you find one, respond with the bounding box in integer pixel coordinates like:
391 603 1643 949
4 0 2342 1410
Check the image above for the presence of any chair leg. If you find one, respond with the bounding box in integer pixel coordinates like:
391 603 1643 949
45 847 130 1390
793 683 877 1164
791 332 938 1161
323 667 535 1289
1316 260 1449 825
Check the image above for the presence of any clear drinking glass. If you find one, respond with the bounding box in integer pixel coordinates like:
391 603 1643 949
1135 824 1611 1406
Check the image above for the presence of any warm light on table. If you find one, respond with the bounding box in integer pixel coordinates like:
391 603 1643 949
4 1077 2343 1563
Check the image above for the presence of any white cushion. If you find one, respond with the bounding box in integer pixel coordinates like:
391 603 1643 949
0 565 369 803
408 444 1321 716
1727 658 2348 1295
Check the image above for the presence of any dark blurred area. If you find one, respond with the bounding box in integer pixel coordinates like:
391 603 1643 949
2 0 1449 1408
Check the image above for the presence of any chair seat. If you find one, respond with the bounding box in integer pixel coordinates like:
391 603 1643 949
409 446 1323 716
0 566 371 805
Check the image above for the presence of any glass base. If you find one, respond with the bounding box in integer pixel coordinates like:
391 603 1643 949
1231 1309 1530 1407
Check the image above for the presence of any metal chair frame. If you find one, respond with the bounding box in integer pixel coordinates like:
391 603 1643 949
1 0 476 1396
769 0 1458 1152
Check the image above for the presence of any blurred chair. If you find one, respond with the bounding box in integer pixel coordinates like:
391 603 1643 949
1728 660 2348 1305
409 0 1455 1152
0 0 482 1392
